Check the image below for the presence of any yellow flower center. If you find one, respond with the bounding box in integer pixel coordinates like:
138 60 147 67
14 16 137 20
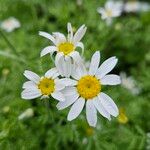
77 75 101 100
38 77 55 95
106 9 113 17
58 42 74 55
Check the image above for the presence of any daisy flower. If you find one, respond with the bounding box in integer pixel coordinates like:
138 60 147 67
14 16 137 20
97 1 123 25
120 72 140 95
57 51 121 127
39 23 87 77
0 17 21 32
21 68 66 101
124 1 150 13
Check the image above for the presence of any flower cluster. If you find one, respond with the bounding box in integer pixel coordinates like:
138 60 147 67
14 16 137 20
97 0 150 25
21 23 121 127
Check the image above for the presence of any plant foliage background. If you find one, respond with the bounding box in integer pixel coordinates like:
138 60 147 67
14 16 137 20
0 0 150 149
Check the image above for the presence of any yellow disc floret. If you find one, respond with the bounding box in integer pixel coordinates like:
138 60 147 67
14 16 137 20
106 9 113 17
77 75 101 100
58 42 74 55
38 77 55 95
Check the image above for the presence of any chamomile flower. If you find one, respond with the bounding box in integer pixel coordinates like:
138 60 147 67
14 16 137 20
97 1 123 25
21 68 66 101
124 1 150 13
0 17 20 32
120 72 140 95
57 51 121 127
39 23 87 77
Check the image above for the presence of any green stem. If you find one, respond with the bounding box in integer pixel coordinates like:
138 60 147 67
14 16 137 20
0 30 27 64
0 30 19 56
44 99 53 121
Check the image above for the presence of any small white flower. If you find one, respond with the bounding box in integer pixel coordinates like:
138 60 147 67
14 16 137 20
120 72 140 95
18 108 34 120
21 68 66 101
0 17 21 32
39 23 87 77
76 0 83 6
124 1 150 13
97 1 123 25
57 51 121 127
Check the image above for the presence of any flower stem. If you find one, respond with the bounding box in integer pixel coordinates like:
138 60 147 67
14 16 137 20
44 99 53 121
0 30 19 56
0 30 27 64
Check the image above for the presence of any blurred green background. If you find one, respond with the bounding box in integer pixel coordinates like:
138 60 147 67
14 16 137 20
0 0 150 149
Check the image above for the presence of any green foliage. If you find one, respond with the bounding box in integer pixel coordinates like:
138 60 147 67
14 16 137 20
0 0 150 149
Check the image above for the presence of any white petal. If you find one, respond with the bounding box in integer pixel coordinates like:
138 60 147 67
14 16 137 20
93 97 111 120
69 51 84 66
96 57 118 79
97 7 105 14
98 92 119 117
52 72 60 79
71 63 83 80
40 46 57 57
54 80 66 91
101 74 121 85
67 97 85 121
86 100 97 127
56 93 79 110
61 87 77 96
69 52 87 77
67 22 73 42
39 31 56 44
89 51 100 75
63 57 72 77
21 89 41 100
22 81 37 89
73 25 87 45
45 68 58 78
76 42 84 55
105 1 114 9
52 32 66 45
55 53 64 76
51 91 65 101
23 70 40 83
58 78 77 86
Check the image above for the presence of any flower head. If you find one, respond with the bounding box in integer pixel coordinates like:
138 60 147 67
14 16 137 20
39 23 87 77
21 68 66 101
120 72 140 95
1 17 20 32
124 1 150 13
97 1 123 25
57 51 121 127
117 107 128 124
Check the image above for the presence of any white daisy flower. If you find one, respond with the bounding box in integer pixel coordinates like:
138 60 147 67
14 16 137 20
0 17 21 32
97 1 123 25
21 68 66 101
39 23 87 77
57 51 121 127
124 1 150 13
120 72 140 95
